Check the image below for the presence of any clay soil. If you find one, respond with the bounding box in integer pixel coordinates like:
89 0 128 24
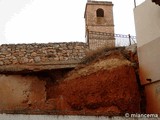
39 49 141 116
1 48 141 116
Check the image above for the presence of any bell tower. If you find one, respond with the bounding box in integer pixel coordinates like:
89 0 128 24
84 1 115 50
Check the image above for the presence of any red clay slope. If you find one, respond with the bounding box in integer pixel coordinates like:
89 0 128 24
44 49 141 116
0 48 140 116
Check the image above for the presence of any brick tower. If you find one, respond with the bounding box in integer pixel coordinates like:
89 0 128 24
84 1 115 50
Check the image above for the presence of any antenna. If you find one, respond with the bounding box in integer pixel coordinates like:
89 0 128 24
134 0 137 8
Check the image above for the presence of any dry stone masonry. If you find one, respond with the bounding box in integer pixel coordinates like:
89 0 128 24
0 42 88 66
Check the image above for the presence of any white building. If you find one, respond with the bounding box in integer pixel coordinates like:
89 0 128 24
134 0 160 113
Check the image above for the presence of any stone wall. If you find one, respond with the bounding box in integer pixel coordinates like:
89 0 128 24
0 42 88 66
0 48 141 115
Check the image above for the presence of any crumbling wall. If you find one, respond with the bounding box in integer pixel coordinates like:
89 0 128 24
0 49 141 115
0 75 46 111
0 42 88 66
0 68 73 114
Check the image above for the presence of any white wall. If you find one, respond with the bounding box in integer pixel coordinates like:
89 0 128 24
134 0 160 47
134 0 160 84
134 0 160 114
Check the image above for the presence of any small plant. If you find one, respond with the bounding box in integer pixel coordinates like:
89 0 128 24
81 46 125 65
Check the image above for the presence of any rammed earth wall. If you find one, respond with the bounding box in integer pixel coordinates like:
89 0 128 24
0 42 88 66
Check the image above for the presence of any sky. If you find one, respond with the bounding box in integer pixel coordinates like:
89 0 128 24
0 0 145 44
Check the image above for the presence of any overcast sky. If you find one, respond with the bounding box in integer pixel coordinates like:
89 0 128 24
0 0 145 44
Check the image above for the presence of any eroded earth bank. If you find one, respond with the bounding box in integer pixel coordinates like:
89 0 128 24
0 47 142 116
